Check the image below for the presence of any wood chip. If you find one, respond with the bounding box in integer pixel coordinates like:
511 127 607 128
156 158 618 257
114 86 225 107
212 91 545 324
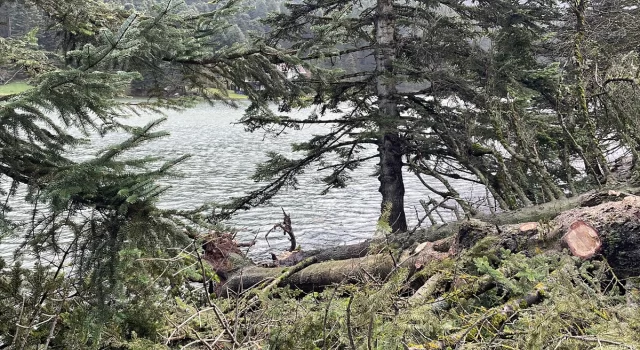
414 242 428 254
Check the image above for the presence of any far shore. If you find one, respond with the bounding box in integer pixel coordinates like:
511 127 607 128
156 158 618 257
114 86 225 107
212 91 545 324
0 81 248 100
0 81 32 95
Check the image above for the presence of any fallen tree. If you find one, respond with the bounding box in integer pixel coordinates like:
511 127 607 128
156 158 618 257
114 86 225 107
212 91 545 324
168 189 640 349
209 188 640 296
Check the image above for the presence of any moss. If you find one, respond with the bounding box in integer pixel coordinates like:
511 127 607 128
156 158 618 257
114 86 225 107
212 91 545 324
470 143 493 156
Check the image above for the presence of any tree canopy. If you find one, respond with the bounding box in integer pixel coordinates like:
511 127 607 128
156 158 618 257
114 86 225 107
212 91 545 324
0 0 297 347
238 0 640 233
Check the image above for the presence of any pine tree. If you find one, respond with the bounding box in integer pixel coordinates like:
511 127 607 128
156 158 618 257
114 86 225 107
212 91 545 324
0 0 297 347
236 0 562 231
238 0 640 227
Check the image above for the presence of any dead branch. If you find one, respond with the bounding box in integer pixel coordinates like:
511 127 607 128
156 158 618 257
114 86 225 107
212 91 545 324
266 208 296 252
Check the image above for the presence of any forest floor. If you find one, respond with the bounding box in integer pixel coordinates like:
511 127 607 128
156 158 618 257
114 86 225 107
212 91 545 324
177 189 640 349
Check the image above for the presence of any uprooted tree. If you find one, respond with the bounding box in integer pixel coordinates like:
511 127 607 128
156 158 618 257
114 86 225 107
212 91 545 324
207 189 640 293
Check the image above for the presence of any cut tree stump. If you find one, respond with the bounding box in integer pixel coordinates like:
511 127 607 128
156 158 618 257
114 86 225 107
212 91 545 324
552 195 640 277
519 222 538 234
562 220 601 259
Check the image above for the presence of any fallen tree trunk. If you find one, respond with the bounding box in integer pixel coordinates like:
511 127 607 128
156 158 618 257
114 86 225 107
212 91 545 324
219 254 397 296
216 190 640 295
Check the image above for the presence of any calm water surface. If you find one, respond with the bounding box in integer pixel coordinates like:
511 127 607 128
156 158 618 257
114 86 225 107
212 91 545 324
1 102 487 261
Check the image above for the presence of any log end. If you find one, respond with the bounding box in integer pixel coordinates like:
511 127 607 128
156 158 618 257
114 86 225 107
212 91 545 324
414 240 451 269
519 222 538 233
562 220 601 259
414 242 429 254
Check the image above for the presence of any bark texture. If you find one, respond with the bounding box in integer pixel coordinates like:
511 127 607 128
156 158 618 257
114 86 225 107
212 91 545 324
375 0 407 233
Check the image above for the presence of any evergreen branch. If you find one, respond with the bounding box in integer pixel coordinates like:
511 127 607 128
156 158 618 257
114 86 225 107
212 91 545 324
242 116 369 126
298 46 375 61
317 154 379 171
0 94 16 102
94 118 168 163
80 13 139 72
602 77 636 88
171 46 282 65
218 128 367 219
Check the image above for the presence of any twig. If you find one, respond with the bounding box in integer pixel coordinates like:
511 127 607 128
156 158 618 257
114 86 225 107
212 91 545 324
346 295 357 350
193 238 213 305
191 241 239 342
2 66 24 85
42 298 65 350
193 331 215 350
167 307 214 343
210 303 241 347
322 280 346 350
180 331 224 350
367 315 374 350
409 197 458 234
265 208 296 251
554 335 636 350
18 234 78 350
260 256 318 297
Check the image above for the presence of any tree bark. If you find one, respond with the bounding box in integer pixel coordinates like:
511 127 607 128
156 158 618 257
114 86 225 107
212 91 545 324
572 0 610 181
375 0 407 233
7 6 11 38
378 133 407 232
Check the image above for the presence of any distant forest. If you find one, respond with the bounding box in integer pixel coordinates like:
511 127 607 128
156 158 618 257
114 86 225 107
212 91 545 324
0 0 376 84
0 0 285 44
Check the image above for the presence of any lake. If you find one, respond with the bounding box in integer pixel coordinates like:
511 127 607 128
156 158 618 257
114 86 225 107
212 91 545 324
1 102 487 261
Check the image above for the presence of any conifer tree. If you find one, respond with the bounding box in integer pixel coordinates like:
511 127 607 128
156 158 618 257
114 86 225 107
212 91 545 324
237 0 563 231
0 0 298 346
238 0 640 229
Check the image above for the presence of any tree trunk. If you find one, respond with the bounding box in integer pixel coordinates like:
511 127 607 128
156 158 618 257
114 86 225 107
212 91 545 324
572 0 610 182
7 8 11 38
375 0 407 233
379 133 407 232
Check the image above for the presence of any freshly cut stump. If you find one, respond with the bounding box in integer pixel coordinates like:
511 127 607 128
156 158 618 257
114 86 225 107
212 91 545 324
519 222 538 233
562 220 601 259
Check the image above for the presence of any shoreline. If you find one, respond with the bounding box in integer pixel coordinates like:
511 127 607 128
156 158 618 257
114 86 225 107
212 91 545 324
0 81 249 100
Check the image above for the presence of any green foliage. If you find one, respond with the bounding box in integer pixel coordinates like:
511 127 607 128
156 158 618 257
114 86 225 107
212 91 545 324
234 0 640 227
110 245 638 349
376 201 393 236
0 0 300 348
2 0 640 348
241 251 637 349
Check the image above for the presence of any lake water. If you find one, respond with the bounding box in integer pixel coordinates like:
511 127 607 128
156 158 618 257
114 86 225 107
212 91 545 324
1 102 487 261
